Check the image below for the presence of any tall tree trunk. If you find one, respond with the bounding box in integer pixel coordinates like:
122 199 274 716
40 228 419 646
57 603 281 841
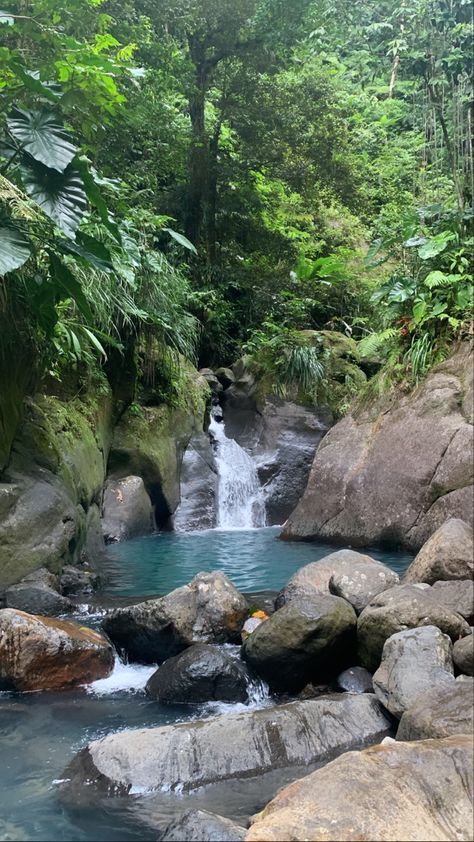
185 39 210 248
426 79 464 212
206 121 222 264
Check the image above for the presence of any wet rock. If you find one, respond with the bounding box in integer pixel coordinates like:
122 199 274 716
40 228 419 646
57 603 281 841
275 549 398 611
241 616 266 641
101 476 154 543
172 432 217 532
357 583 470 671
145 644 250 704
430 579 474 624
102 571 248 663
336 666 373 694
62 694 392 796
453 634 474 676
242 594 357 692
59 564 99 597
160 810 245 842
281 344 474 550
397 679 474 740
246 735 474 842
404 518 474 584
372 626 455 718
199 368 223 394
5 567 73 616
0 609 114 691
215 368 236 390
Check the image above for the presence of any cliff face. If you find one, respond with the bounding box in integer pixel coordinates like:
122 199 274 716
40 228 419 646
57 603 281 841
281 343 474 550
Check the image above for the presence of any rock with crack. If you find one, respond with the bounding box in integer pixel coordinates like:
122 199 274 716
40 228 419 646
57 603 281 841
397 678 474 740
404 518 474 584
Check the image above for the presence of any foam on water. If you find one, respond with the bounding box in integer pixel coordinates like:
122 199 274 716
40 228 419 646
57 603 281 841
86 657 157 696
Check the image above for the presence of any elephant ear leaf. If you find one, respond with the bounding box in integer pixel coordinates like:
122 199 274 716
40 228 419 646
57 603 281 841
0 219 31 275
7 108 77 172
22 160 87 237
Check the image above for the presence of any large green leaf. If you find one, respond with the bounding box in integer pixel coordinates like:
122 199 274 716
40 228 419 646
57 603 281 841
22 160 87 237
7 109 77 172
48 253 93 322
417 231 456 260
61 231 112 271
164 227 198 254
0 220 31 275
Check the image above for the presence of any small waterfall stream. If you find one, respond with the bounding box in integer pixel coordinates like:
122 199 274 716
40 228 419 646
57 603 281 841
209 408 266 529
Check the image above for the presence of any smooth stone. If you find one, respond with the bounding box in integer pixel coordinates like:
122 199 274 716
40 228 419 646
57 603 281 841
159 810 245 841
246 735 474 841
357 583 470 671
145 644 250 704
336 666 373 694
102 571 248 663
404 518 474 584
397 679 474 740
453 634 474 676
372 626 455 718
430 579 474 624
59 564 99 596
101 475 154 543
62 695 392 796
0 609 114 691
5 567 73 616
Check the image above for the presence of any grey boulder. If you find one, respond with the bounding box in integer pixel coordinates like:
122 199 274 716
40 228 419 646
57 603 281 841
373 626 455 718
336 666 373 694
242 593 357 692
430 579 474 624
5 568 72 616
404 518 474 584
357 583 470 671
160 810 245 842
102 571 248 663
145 644 250 704
101 476 154 543
397 678 474 740
453 634 474 676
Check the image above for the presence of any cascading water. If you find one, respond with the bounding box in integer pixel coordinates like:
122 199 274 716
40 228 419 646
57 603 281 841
208 407 266 529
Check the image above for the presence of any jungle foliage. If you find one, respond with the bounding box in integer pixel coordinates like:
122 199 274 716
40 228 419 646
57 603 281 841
0 0 472 406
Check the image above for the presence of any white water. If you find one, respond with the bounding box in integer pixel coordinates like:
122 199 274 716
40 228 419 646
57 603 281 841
86 656 157 695
209 409 266 529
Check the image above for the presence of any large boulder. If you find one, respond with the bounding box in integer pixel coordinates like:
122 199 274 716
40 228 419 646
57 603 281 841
160 811 245 842
145 644 250 704
357 583 470 671
102 572 248 663
453 635 474 676
62 694 392 796
397 679 474 740
246 735 474 842
101 476 154 543
0 609 114 691
404 518 474 584
372 626 455 718
430 579 474 624
281 344 474 550
275 549 399 611
242 594 357 692
5 568 72 616
172 432 217 531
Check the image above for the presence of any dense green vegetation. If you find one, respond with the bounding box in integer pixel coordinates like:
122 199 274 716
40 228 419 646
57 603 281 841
0 0 472 412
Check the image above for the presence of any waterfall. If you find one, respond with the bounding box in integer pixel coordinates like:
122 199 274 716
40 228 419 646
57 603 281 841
209 408 266 529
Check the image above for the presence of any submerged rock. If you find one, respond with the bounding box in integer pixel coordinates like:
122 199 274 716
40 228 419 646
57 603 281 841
159 810 245 842
5 567 72 616
101 476 154 543
357 583 470 671
453 634 474 676
145 644 250 704
336 666 373 694
372 626 455 718
62 694 392 796
275 549 398 611
397 679 474 740
102 571 248 663
404 518 474 584
0 609 114 691
246 735 474 842
242 594 357 692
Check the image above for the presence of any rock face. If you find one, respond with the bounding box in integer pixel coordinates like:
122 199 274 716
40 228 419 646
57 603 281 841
453 635 474 676
336 666 373 694
145 644 250 703
357 584 470 671
0 609 114 691
372 626 455 718
404 518 474 584
430 580 474 624
281 344 474 550
275 550 399 611
242 594 357 692
5 568 72 616
103 572 248 663
172 432 217 531
397 680 474 741
160 811 245 842
246 735 474 842
63 694 392 796
101 476 154 543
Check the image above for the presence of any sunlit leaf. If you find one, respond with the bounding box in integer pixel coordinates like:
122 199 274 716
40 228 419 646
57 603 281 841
7 108 77 172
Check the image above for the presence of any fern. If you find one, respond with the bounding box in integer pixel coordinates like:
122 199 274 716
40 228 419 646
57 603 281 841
424 271 462 289
358 328 398 358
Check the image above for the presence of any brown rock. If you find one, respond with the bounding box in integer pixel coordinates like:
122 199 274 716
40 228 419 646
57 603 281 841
397 679 474 740
0 609 114 691
404 518 474 584
246 735 474 841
